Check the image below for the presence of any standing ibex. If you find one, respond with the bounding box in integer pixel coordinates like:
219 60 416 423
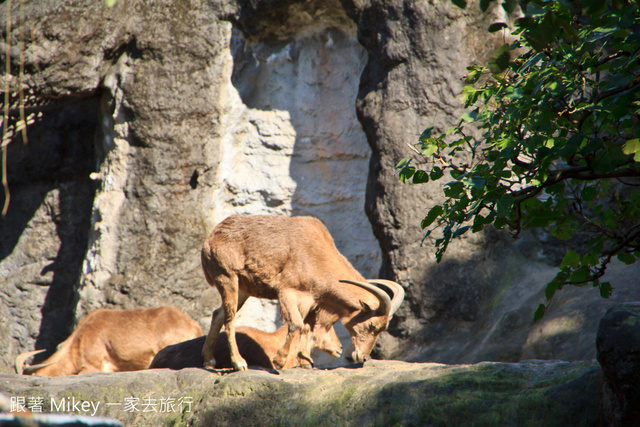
16 306 202 376
201 215 404 371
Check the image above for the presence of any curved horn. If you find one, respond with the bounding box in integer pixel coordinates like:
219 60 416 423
15 349 46 375
367 279 405 316
23 361 58 375
339 279 392 315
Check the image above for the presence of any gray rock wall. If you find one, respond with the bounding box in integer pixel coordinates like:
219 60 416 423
1 0 232 371
0 0 379 371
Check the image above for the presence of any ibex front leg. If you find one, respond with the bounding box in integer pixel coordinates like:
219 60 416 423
274 290 314 369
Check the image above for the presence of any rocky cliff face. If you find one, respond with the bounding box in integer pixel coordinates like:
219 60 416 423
1 0 639 374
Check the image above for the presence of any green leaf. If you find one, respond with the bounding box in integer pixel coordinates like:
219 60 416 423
545 280 558 301
494 217 506 229
581 187 598 202
399 166 415 183
559 132 585 157
583 0 607 18
461 110 479 123
419 127 434 142
496 194 514 218
591 145 629 172
515 17 535 29
465 68 483 84
105 0 118 6
444 182 465 198
546 271 568 301
471 220 484 232
422 143 438 157
451 0 467 8
587 27 618 43
421 205 444 229
488 22 508 33
524 10 558 51
396 158 410 169
412 170 430 184
430 167 445 181
489 44 511 74
534 304 546 321
452 225 471 238
557 17 579 44
462 176 486 189
561 250 580 269
479 0 495 12
623 138 640 162
501 0 517 13
570 267 592 283
600 282 613 298
581 250 599 268
617 252 636 265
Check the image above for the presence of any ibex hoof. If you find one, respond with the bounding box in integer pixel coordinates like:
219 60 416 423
272 355 286 370
232 359 248 371
298 352 314 369
272 357 284 370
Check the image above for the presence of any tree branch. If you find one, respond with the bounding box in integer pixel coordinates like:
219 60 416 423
592 75 640 105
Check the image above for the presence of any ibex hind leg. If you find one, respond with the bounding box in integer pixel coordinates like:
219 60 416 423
203 306 225 369
203 275 248 370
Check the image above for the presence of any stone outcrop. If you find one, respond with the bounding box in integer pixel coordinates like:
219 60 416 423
0 360 603 426
597 303 640 426
2 0 640 377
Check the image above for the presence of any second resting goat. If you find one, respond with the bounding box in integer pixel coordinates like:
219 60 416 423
150 320 342 370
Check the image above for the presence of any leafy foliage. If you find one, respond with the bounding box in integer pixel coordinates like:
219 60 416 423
398 0 640 319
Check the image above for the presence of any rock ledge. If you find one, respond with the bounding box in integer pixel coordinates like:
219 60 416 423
1 360 602 426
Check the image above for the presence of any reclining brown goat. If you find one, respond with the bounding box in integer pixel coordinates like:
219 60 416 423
149 319 342 370
201 214 404 371
16 306 202 376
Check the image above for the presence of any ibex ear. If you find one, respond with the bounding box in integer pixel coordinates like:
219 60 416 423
360 300 373 312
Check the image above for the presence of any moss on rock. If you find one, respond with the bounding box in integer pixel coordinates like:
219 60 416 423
1 361 602 426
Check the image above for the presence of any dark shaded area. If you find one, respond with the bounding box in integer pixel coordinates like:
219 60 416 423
232 0 354 39
370 229 542 363
200 376 298 427
149 333 273 370
189 169 199 189
597 304 640 426
364 363 603 426
1 96 100 356
232 0 295 37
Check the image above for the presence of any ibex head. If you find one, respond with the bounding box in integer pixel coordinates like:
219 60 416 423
340 279 404 363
